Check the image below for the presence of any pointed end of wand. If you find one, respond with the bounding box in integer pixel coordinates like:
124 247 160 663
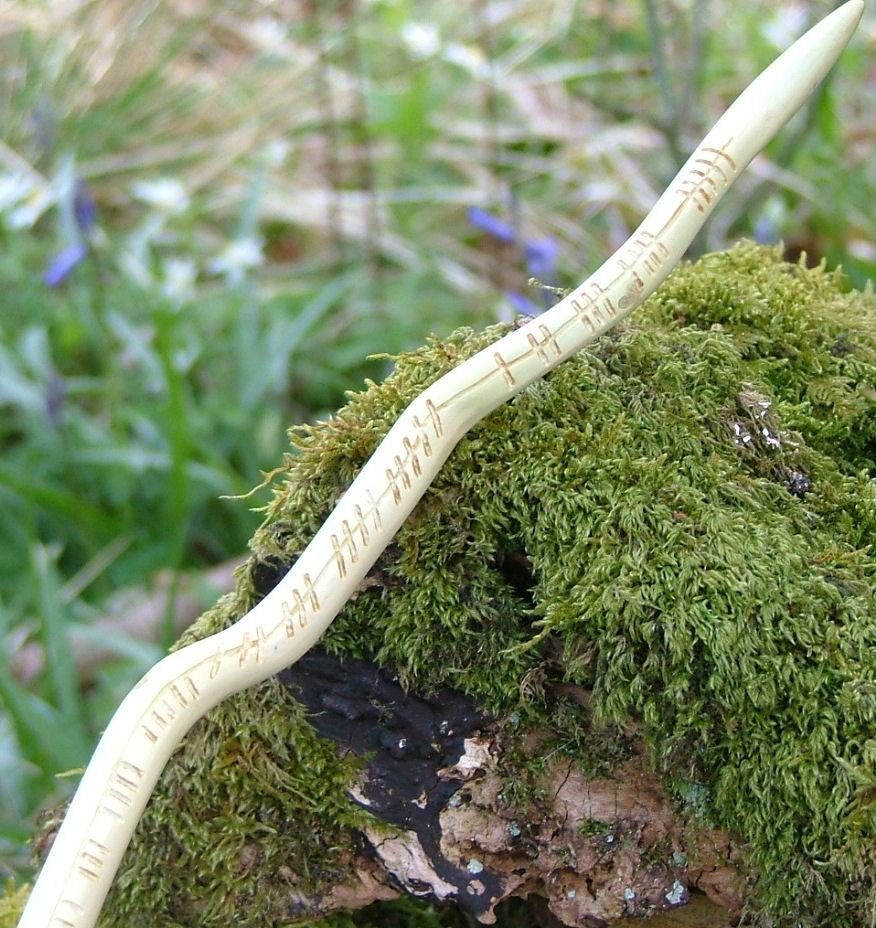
823 0 865 49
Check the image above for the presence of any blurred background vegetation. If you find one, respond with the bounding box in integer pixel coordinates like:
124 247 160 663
0 0 874 918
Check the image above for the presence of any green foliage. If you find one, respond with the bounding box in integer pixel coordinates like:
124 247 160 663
0 881 32 928
111 243 876 927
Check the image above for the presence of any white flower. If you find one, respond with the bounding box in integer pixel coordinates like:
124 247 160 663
9 186 54 229
762 5 808 49
162 257 197 305
131 177 189 215
401 21 440 59
0 173 35 212
207 236 264 282
0 173 53 229
247 17 287 54
264 138 292 168
443 42 488 79
118 248 154 289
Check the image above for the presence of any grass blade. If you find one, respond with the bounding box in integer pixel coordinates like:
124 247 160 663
31 546 90 765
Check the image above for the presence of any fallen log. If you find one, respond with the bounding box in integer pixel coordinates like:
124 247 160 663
27 243 876 927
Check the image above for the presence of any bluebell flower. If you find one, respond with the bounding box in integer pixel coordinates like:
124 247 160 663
469 203 563 314
505 291 541 316
524 237 558 280
467 206 516 244
43 242 88 287
74 181 96 233
44 176 96 287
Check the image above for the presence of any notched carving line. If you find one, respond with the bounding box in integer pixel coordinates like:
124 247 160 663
676 141 737 212
331 536 348 579
402 437 422 477
98 802 126 821
493 352 517 386
425 399 443 437
526 325 562 364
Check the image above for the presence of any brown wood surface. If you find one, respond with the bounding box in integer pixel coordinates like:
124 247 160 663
632 893 733 927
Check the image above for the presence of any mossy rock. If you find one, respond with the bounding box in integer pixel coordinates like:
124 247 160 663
98 242 876 926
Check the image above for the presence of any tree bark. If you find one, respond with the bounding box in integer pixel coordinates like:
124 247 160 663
279 649 746 927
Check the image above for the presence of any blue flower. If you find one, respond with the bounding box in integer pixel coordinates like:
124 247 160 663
44 176 96 287
525 237 558 280
467 206 516 243
43 242 88 287
505 291 541 316
73 181 96 233
469 204 563 314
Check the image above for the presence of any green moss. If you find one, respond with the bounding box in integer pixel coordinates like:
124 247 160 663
101 599 372 928
0 881 32 928
99 242 876 926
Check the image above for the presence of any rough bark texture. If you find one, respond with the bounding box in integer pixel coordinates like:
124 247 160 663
279 649 745 927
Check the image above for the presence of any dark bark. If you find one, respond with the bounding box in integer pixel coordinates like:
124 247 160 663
279 650 745 927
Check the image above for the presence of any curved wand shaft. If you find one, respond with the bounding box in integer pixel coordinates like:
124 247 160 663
17 3 864 926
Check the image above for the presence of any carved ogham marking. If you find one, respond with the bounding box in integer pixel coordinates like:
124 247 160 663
396 455 413 488
411 415 433 455
526 325 562 365
584 294 616 329
105 785 133 811
386 451 418 501
331 535 348 578
112 771 141 794
168 683 188 709
618 230 668 266
237 626 265 666
281 597 300 637
676 140 737 212
140 723 158 744
98 803 124 822
617 231 670 281
171 676 200 706
493 352 517 386
53 900 84 928
120 760 143 777
52 905 82 928
425 398 443 437
75 864 98 882
303 574 318 611
352 504 371 543
75 839 110 882
386 467 402 503
570 280 618 334
342 520 360 562
402 437 422 476
618 271 646 312
332 518 364 579
281 576 316 636
106 789 131 807
101 761 144 818
641 240 670 276
209 643 224 680
570 295 597 332
365 490 383 529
